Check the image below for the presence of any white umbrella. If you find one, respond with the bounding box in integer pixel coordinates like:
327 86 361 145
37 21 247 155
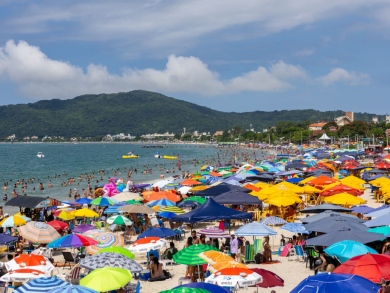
177 186 192 195
111 192 142 202
152 180 172 189
0 269 46 282
5 258 54 274
128 237 167 253
205 267 262 288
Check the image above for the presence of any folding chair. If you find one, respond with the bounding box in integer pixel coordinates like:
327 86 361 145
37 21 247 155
64 264 81 284
62 251 76 269
244 244 254 264
295 245 305 262
0 281 8 293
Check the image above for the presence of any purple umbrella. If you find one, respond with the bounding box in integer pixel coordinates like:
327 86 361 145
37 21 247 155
132 184 151 189
73 224 96 233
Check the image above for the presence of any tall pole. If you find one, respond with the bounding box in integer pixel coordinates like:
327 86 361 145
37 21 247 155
347 135 349 149
301 131 303 145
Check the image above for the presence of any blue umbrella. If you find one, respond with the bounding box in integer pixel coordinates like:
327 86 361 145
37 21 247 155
173 282 231 293
291 273 380 293
14 277 67 293
351 205 375 214
148 199 176 207
0 233 18 245
324 240 378 263
47 285 98 293
76 198 92 205
260 216 287 226
177 201 200 208
364 212 390 228
285 178 303 183
157 211 178 219
137 227 177 239
280 223 310 234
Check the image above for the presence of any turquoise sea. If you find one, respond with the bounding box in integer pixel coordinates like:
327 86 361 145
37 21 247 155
0 143 264 213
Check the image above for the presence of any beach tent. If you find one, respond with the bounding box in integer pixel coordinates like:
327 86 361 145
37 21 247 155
5 196 61 209
301 211 363 224
319 133 330 140
213 191 262 205
234 222 277 236
196 183 250 197
171 198 252 223
300 204 352 214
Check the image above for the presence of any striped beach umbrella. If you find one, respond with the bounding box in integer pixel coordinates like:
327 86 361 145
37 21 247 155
90 197 116 207
80 252 142 273
159 206 185 214
281 223 310 234
83 230 124 254
0 215 31 227
18 222 61 244
48 285 98 293
14 277 67 293
47 233 100 248
260 217 288 226
107 215 133 226
148 199 176 207
160 288 211 293
197 227 230 238
173 244 219 265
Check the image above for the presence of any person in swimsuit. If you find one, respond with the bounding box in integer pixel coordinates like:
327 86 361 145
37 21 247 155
150 257 164 278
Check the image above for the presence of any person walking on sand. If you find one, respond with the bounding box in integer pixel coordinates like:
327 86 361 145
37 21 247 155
230 234 238 259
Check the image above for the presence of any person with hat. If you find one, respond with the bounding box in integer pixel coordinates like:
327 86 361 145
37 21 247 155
230 233 238 259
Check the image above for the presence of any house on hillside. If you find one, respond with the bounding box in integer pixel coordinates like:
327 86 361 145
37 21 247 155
213 131 223 137
309 121 327 137
334 111 354 127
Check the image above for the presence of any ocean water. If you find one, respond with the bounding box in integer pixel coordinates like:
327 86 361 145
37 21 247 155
0 143 263 213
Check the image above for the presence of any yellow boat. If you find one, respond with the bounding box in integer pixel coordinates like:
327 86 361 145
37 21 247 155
122 155 139 158
163 155 177 159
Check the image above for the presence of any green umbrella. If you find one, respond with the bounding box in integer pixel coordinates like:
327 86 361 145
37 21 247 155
80 267 132 292
183 197 206 204
173 244 219 265
160 288 211 293
107 215 133 226
96 246 135 259
125 200 142 205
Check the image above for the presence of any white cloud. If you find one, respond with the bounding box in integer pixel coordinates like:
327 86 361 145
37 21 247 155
317 68 370 86
0 40 310 99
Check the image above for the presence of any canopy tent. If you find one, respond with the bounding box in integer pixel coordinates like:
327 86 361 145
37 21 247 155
195 183 250 197
319 133 330 140
300 204 352 214
285 162 308 170
5 196 61 209
213 191 262 205
301 211 364 224
171 198 252 223
234 222 277 236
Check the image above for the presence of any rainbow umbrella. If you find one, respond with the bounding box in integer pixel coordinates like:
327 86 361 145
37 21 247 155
47 233 100 248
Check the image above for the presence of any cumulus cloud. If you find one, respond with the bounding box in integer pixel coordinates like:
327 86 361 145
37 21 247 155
0 40 309 99
317 68 370 86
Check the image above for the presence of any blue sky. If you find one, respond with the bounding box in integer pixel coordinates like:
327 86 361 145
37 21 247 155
0 0 390 113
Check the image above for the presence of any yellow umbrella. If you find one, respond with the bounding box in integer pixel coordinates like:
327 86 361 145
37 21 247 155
301 176 316 184
209 261 249 273
189 186 209 191
274 182 304 193
300 186 322 194
340 176 366 185
324 193 366 205
74 208 99 218
266 196 302 207
0 215 30 227
57 211 75 220
254 182 271 189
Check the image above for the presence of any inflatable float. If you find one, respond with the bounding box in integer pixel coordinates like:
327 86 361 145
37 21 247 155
122 155 139 158
163 155 177 159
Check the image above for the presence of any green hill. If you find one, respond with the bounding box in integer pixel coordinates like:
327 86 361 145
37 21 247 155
0 90 384 138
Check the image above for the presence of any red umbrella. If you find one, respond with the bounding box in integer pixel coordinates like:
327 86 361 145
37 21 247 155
320 184 364 197
47 220 69 231
250 268 284 288
334 253 390 283
375 163 390 169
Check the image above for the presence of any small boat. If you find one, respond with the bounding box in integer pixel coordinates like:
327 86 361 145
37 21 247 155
163 155 177 159
122 155 139 158
37 152 44 158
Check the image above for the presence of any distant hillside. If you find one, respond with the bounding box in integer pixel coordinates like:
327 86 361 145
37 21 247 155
0 90 385 137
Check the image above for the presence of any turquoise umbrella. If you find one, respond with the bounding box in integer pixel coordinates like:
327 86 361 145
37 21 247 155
324 240 378 263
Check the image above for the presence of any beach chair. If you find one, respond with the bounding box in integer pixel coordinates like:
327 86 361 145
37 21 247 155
60 264 82 284
288 246 297 261
295 245 305 262
123 281 141 293
62 251 76 269
254 239 262 255
244 244 254 264
305 246 317 269
95 221 102 230
0 281 8 293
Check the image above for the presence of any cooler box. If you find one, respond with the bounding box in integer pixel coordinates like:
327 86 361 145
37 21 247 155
140 270 150 281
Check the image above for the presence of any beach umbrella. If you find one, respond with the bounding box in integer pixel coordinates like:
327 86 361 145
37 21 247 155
235 222 277 236
304 218 368 233
90 197 116 207
83 230 124 254
80 252 142 273
80 267 132 292
320 184 364 196
118 204 156 214
46 220 68 231
173 244 219 265
128 237 167 253
260 216 287 226
209 261 248 273
106 215 132 226
170 283 230 293
96 247 135 259
5 254 55 274
351 205 376 214
158 211 181 219
325 241 378 263
197 227 230 238
305 228 384 246
137 227 177 239
250 268 284 289
177 186 193 194
124 200 142 205
368 226 390 237
364 213 390 228
56 211 75 221
181 179 202 186
300 204 352 214
366 206 390 218
0 215 31 227
205 267 262 288
306 175 339 186
266 196 301 206
324 193 366 205
111 192 142 202
47 285 98 293
148 199 176 207
13 277 67 293
47 233 100 248
198 251 234 265
0 233 18 245
144 191 181 203
160 288 211 293
18 222 61 244
76 198 92 205
72 224 96 234
177 201 200 208
73 209 99 218
183 196 207 204
159 206 185 214
0 269 46 282
281 223 310 234
301 211 363 224
334 254 390 283
291 273 380 293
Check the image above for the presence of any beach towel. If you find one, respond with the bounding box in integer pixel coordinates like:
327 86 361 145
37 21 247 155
244 244 254 263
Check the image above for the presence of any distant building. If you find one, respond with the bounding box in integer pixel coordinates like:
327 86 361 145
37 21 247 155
386 115 390 124
112 133 135 140
309 121 327 131
372 117 378 124
334 111 353 127
141 132 175 139
213 131 223 136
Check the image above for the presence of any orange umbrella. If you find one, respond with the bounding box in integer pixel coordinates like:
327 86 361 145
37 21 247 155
181 179 202 186
306 175 339 186
198 251 234 264
243 184 261 192
208 172 222 177
143 191 181 202
209 261 248 273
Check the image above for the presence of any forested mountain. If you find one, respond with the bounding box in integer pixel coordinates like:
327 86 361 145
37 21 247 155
0 90 384 138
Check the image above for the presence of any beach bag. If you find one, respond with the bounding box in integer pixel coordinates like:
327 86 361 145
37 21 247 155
255 253 263 264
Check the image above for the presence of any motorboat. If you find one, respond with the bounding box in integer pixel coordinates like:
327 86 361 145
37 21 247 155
37 152 44 158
